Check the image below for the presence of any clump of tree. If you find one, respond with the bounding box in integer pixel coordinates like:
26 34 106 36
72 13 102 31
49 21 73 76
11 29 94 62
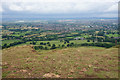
2 41 26 49
81 42 115 48
97 31 105 36
34 46 47 50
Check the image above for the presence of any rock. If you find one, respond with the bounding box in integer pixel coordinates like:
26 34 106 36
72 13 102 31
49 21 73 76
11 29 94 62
43 73 60 78
28 73 31 75
20 70 27 73
70 69 74 73
53 59 55 61
44 56 48 59
79 71 84 74
4 62 8 65
88 65 92 68
81 68 87 72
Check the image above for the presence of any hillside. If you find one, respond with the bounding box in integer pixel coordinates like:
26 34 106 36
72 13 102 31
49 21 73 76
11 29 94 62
2 45 118 78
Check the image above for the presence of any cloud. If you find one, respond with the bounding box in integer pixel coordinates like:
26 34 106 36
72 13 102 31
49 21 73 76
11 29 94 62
98 13 118 17
105 4 118 12
0 3 4 12
1 0 119 2
1 0 119 17
9 4 23 11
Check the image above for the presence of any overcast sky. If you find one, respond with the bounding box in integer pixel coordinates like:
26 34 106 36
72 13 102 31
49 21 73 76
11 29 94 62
1 0 119 19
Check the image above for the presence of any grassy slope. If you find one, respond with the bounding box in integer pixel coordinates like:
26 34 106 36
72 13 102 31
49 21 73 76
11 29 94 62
2 45 118 78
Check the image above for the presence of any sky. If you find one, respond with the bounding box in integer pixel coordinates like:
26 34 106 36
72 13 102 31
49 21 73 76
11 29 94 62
0 0 119 20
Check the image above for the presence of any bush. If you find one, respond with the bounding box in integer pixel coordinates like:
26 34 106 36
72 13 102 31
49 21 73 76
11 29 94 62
87 40 90 42
51 44 56 49
62 44 65 47
67 44 70 47
47 42 50 44
34 46 39 50
44 47 48 50
39 46 43 49
40 42 44 45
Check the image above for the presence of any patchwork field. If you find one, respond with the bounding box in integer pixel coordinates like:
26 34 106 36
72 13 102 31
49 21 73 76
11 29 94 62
2 45 118 78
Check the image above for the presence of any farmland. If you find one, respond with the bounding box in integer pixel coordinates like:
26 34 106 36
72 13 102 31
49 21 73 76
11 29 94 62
2 20 119 50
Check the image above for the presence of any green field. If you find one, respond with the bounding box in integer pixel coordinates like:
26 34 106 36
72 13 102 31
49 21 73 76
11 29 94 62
26 40 89 45
9 31 32 37
106 34 118 37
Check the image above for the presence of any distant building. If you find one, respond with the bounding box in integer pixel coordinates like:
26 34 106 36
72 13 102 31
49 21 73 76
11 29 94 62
74 37 84 40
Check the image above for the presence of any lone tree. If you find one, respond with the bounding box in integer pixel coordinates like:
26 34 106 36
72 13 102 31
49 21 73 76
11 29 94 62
43 43 46 45
64 42 66 44
87 40 90 42
70 42 74 46
4 43 7 47
39 46 43 49
48 44 51 46
62 44 65 48
34 46 39 50
2 43 7 49
40 42 44 45
66 40 69 43
47 42 50 44
51 44 56 49
32 41 36 45
44 47 48 50
67 44 70 47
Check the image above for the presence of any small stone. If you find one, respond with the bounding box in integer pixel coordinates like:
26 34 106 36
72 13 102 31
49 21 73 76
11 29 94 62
22 70 27 72
70 70 74 73
43 73 60 78
28 73 31 75
44 56 48 59
53 59 55 61
79 71 84 74
81 68 87 72
88 65 92 68
4 62 8 65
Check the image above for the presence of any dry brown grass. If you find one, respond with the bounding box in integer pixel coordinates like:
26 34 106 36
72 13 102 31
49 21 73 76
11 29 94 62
2 45 118 78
